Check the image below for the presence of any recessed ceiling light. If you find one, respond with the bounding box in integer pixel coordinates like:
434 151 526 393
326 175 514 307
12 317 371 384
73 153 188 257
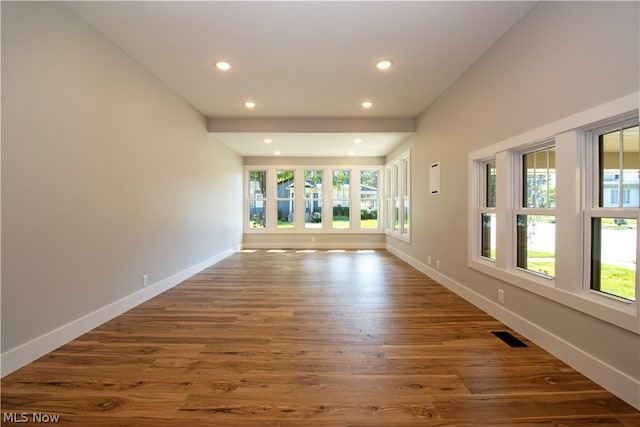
361 100 373 109
215 61 232 71
376 60 393 70
244 101 256 109
263 138 272 144
354 138 363 144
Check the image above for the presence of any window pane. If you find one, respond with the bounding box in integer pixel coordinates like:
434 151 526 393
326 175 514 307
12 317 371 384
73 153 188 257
393 164 399 197
485 161 496 208
481 213 496 260
523 147 556 208
333 201 350 229
385 170 392 230
305 170 322 228
622 126 639 208
591 217 636 301
360 170 378 229
249 170 266 199
305 202 322 228
601 130 622 207
394 199 400 231
332 170 350 198
248 170 267 228
402 198 409 235
305 170 323 199
516 215 555 277
249 206 265 229
402 158 409 197
277 170 295 228
332 170 350 229
600 126 639 208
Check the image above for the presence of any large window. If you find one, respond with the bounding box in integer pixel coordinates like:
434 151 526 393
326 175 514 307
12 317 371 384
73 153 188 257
332 170 351 229
516 145 556 278
588 124 638 302
385 150 410 241
248 170 267 229
402 157 410 236
480 160 497 260
468 94 638 334
277 170 295 229
245 165 383 233
360 170 379 229
304 169 323 229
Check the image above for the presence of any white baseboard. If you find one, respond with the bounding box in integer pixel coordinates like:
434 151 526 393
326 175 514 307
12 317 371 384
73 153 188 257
1 247 238 377
241 242 387 250
387 245 640 411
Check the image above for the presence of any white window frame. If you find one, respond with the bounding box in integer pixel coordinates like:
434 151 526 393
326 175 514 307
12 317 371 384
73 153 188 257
385 150 411 242
468 92 639 334
359 168 382 230
478 158 497 261
583 117 639 304
514 141 557 281
244 165 383 234
331 169 353 230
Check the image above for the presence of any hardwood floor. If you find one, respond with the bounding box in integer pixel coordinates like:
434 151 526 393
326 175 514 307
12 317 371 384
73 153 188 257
2 249 639 426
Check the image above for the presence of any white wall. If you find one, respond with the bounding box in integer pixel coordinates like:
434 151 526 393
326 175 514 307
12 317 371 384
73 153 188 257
1 1 243 373
387 1 639 407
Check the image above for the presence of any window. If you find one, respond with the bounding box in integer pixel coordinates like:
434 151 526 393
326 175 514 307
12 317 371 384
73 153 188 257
304 169 323 229
468 93 638 334
480 160 497 260
516 145 556 278
385 150 410 241
385 170 392 230
332 170 351 229
245 165 383 233
587 124 638 301
276 170 295 229
248 170 267 228
402 157 410 236
360 170 379 229
393 163 399 232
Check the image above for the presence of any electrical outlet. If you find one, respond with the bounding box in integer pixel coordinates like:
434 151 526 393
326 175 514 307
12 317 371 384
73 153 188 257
436 260 440 270
498 289 505 304
427 256 432 266
142 274 149 287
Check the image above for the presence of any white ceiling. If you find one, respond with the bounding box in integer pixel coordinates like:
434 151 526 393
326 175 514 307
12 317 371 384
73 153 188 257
67 1 535 157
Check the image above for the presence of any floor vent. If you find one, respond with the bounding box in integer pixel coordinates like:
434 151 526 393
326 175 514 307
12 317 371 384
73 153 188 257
491 331 528 348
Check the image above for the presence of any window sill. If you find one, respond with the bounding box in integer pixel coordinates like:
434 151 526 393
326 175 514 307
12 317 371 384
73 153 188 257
244 228 385 234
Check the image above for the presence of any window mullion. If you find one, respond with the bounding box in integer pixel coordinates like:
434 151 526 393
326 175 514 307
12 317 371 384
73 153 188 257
555 130 582 292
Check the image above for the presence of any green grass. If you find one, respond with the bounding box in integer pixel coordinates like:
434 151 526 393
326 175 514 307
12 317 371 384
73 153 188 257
522 250 556 277
523 249 635 300
526 260 556 277
596 264 636 300
360 219 378 229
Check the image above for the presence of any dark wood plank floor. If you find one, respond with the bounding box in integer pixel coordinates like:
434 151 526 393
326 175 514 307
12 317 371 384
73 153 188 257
2 249 639 426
